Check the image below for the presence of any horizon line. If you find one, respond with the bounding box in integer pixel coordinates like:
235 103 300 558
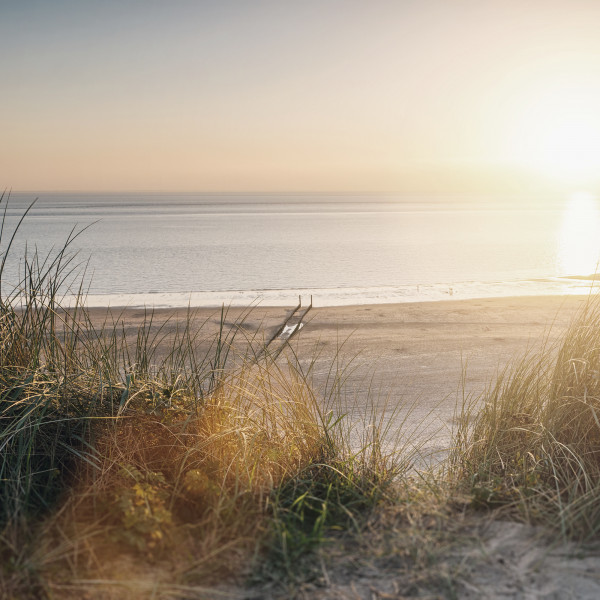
8 189 568 198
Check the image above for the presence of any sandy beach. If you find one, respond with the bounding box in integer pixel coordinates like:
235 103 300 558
86 294 589 460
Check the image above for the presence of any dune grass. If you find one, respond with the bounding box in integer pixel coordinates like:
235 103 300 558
0 195 412 599
451 293 600 540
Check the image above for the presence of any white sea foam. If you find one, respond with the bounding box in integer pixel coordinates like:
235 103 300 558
78 278 595 309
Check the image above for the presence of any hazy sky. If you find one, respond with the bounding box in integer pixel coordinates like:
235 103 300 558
3 1 600 192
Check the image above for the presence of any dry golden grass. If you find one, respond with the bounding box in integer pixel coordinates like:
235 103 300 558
452 294 600 539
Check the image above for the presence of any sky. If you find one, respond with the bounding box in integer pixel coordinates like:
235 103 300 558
2 0 600 193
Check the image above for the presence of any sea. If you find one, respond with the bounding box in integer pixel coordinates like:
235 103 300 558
3 192 600 308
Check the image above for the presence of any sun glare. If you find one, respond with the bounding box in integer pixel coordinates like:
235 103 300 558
509 80 600 185
557 191 600 275
531 117 600 184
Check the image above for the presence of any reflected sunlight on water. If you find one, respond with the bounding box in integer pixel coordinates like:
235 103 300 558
558 192 600 276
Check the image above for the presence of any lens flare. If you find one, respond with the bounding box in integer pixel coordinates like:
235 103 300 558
557 192 600 275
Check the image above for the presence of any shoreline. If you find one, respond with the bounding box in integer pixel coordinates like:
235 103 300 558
78 278 597 309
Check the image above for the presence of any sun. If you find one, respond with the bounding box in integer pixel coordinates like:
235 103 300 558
527 114 600 184
507 79 600 186
558 191 600 275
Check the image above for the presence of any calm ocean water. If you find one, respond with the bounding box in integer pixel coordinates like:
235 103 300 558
3 192 600 307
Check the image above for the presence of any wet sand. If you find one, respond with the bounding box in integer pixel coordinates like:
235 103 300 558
85 295 588 458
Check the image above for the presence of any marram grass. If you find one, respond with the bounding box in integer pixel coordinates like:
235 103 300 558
452 294 600 540
0 194 410 599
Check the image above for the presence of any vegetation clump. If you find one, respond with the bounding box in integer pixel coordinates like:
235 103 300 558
453 296 600 539
0 195 405 598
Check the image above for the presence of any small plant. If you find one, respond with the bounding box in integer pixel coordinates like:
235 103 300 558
112 464 173 553
263 433 404 582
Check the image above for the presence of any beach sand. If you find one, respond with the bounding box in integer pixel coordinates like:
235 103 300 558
85 294 588 460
